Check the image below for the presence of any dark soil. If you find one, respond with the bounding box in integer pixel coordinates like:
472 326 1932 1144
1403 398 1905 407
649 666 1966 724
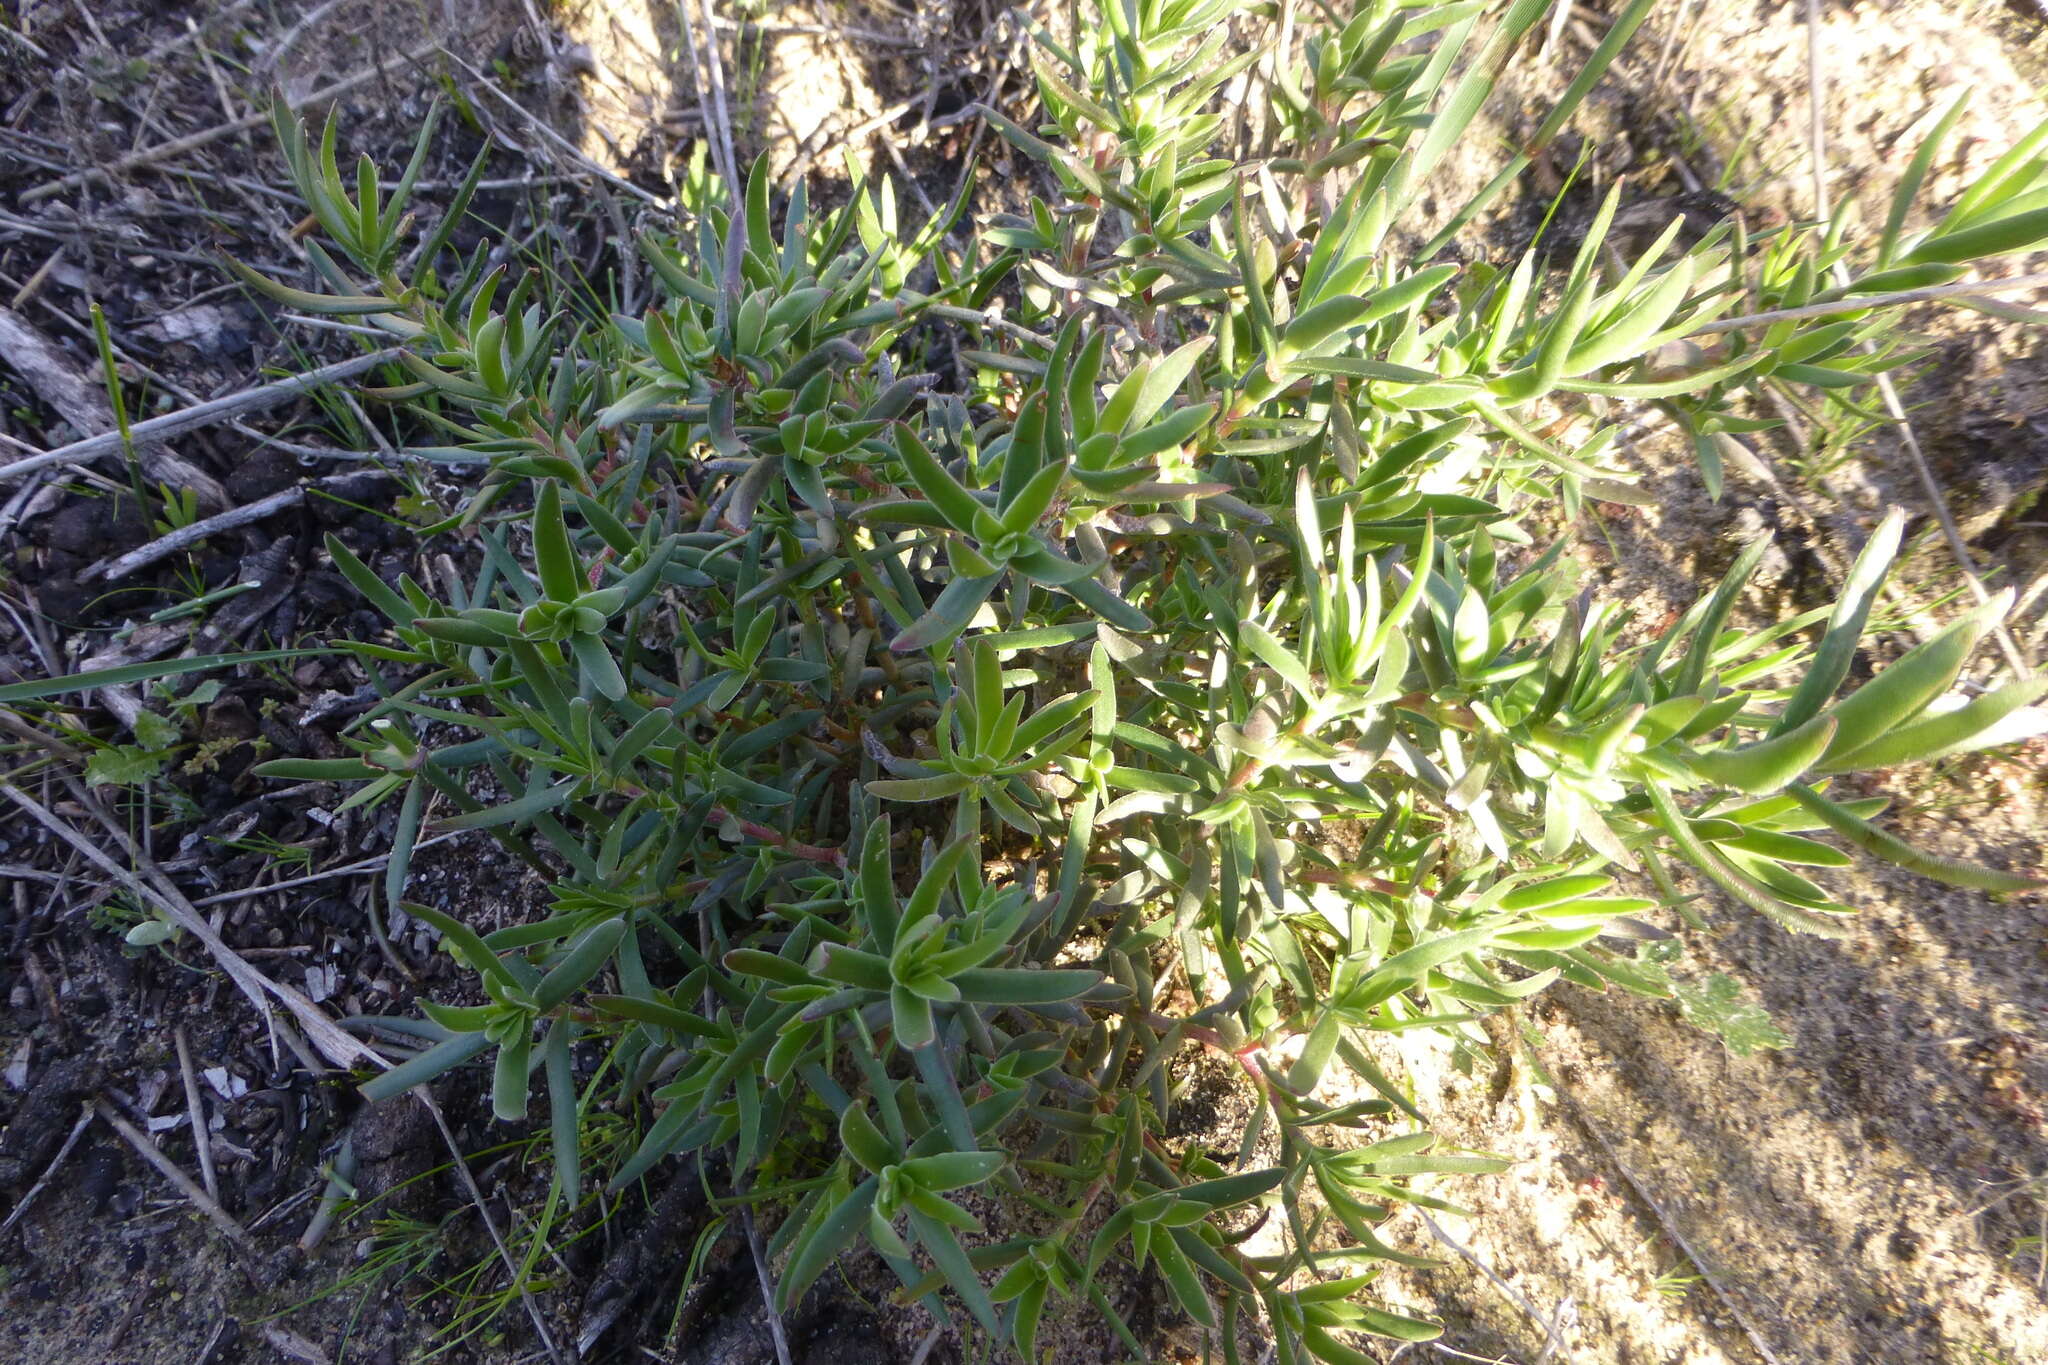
0 3 1004 1360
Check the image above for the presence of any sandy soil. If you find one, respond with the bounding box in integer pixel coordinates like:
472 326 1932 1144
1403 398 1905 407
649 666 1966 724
1346 5 2048 1361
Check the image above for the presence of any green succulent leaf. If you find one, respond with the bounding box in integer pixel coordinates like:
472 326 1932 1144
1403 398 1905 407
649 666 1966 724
233 17 2048 1358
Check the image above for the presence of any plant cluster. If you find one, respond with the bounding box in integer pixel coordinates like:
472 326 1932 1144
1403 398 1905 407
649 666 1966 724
237 0 2046 1357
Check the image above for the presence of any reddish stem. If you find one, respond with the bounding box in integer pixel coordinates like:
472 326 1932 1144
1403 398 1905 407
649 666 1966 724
711 806 846 867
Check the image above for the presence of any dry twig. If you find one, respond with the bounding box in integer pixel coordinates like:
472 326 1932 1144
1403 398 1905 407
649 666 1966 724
0 347 401 486
0 782 377 1069
1419 1210 1570 1360
85 484 304 581
740 1201 796 1365
0 1102 93 1241
1687 273 2048 337
0 305 226 506
434 50 665 207
413 1089 568 1365
1559 1090 1785 1365
1799 0 2032 678
189 830 466 908
175 1026 220 1202
22 41 443 204
94 1097 260 1262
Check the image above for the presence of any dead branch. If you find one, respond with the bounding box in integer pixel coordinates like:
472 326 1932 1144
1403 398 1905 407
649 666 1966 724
0 346 401 486
0 305 228 506
94 1097 259 1261
0 782 379 1070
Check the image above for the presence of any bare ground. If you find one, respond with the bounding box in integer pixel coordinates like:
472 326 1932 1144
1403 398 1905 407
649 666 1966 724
1 1 2045 1363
